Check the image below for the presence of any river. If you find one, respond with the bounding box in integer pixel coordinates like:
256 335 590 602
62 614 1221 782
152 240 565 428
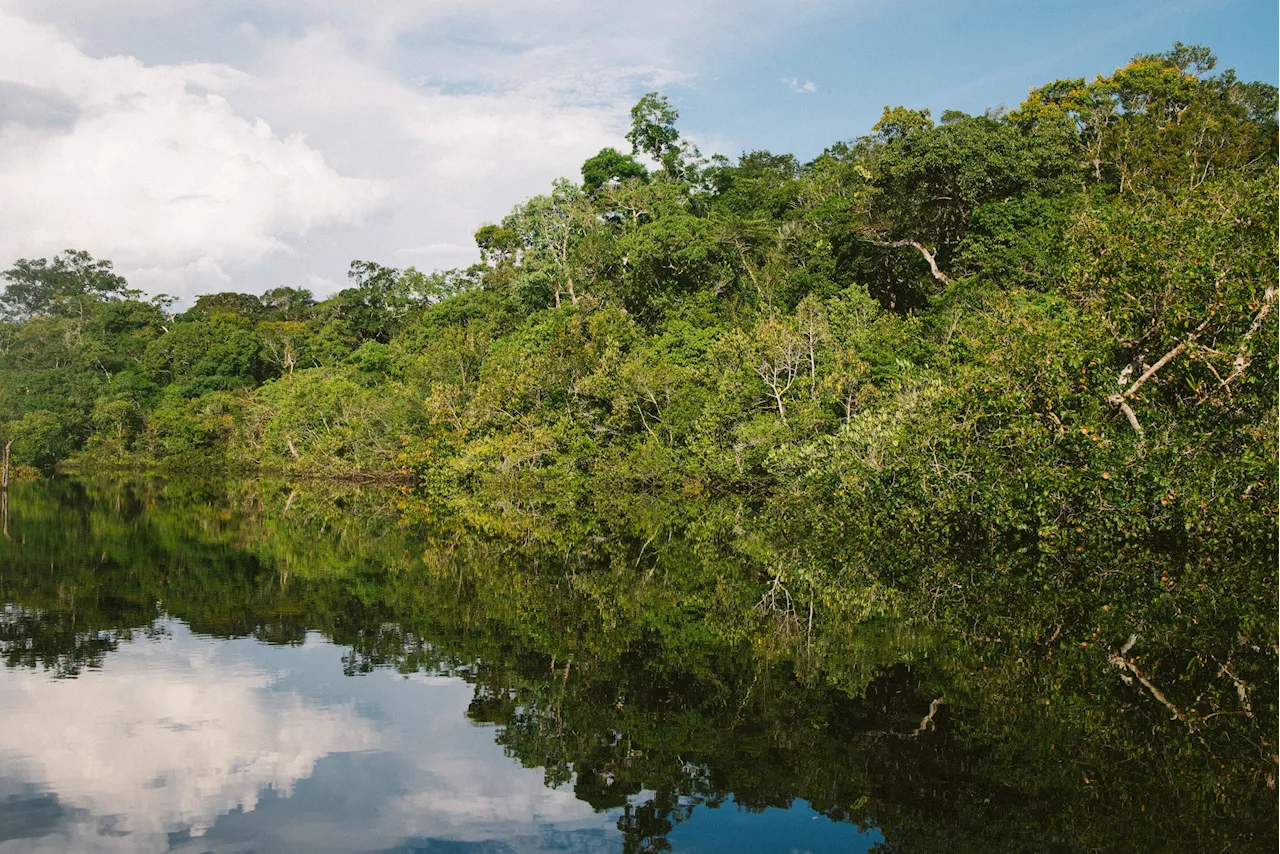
0 477 1273 852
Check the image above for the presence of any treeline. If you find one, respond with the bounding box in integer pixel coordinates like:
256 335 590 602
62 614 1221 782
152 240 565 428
1 43 1276 548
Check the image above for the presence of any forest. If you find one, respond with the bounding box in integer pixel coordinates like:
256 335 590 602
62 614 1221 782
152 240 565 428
0 41 1277 850
0 42 1276 559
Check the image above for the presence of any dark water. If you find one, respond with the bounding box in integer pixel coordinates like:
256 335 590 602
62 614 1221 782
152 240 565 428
0 615 879 853
0 478 1274 853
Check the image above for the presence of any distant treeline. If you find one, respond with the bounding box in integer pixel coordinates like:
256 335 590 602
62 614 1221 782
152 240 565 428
1 42 1276 551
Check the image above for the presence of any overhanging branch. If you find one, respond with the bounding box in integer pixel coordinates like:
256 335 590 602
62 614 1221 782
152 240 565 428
1109 634 1188 723
868 239 951 285
1223 285 1277 386
1107 315 1213 437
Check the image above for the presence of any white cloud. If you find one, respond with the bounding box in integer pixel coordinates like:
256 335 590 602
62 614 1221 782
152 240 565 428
0 620 619 853
0 0 851 301
396 242 479 260
0 11 386 300
0 621 379 853
782 76 818 93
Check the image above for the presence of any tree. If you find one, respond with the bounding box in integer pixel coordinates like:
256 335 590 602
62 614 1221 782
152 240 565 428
626 93 690 177
502 179 594 307
1015 43 1276 193
474 224 521 267
582 147 649 192
1 250 132 320
189 292 264 321
309 261 423 349
261 287 315 321
872 106 934 143
824 348 870 425
6 410 77 470
751 317 806 424
144 319 267 396
1067 168 1278 437
257 320 312 376
794 296 830 396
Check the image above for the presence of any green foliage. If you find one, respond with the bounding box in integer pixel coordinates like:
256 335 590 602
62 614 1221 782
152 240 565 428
143 318 267 397
872 105 934 141
581 147 649 191
0 477 1273 851
260 286 315 320
6 410 77 469
626 92 682 170
145 391 245 456
187 291 265 321
0 249 132 320
0 46 1272 573
247 368 405 469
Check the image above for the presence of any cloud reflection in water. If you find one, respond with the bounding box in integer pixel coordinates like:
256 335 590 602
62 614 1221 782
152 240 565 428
0 618 623 853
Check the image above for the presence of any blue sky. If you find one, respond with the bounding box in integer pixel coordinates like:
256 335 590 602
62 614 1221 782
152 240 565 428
682 0 1279 160
0 0 1275 302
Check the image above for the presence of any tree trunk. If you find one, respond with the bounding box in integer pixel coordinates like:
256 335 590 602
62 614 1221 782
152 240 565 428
868 239 951 285
773 391 788 424
1107 315 1213 437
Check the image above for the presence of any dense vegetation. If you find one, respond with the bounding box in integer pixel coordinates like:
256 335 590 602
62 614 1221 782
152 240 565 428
5 45 1274 850
2 45 1275 547
1 476 1275 852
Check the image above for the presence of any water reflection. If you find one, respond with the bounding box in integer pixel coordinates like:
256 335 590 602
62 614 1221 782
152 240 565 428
0 476 1273 852
0 614 880 853
0 617 377 851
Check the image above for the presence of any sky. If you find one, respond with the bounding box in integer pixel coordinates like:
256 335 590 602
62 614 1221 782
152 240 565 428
0 619 880 852
0 621 612 852
0 0 1275 304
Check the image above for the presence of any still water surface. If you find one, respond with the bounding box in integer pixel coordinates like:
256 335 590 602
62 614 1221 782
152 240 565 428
0 477 1274 852
0 479 888 853
0 616 877 853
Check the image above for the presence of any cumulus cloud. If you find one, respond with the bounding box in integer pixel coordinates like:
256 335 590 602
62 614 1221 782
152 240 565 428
0 11 386 299
0 0 849 300
0 621 379 853
0 621 619 853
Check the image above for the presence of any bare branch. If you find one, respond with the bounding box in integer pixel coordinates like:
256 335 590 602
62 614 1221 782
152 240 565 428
911 697 946 736
1107 315 1213 436
1222 285 1277 386
1105 395 1146 438
1110 635 1187 722
868 239 951 285
1218 662 1255 718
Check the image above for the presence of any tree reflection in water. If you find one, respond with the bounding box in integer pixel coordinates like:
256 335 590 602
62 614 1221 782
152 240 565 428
0 476 1274 852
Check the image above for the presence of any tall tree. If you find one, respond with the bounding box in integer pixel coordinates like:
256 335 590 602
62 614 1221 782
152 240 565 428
626 92 699 179
581 147 649 192
0 250 132 320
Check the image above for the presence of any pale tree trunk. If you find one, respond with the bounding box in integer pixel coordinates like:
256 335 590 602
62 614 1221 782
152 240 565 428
1107 316 1213 438
753 315 809 425
560 228 578 305
1222 286 1277 386
754 343 801 425
869 239 951 285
